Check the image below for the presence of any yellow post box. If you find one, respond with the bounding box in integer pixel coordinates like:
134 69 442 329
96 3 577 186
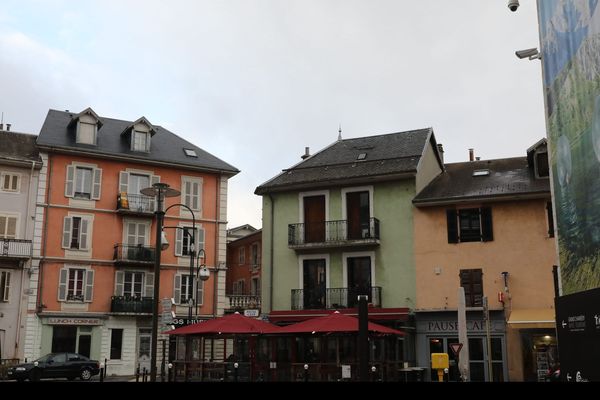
431 353 449 382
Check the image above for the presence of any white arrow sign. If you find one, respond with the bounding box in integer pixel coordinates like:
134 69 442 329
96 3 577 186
561 320 567 328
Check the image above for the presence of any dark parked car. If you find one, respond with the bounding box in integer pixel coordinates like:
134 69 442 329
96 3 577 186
7 352 100 381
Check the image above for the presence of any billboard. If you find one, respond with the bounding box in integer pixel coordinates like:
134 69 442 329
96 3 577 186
538 0 600 294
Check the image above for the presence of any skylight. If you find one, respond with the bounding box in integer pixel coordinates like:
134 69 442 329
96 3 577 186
472 169 490 177
357 153 367 160
184 148 198 157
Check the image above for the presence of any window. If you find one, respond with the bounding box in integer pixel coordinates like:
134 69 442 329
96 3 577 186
233 279 246 295
239 247 245 265
251 277 260 296
65 165 102 200
446 207 493 243
536 152 549 178
546 202 555 238
132 130 150 152
58 267 94 302
1 271 10 301
123 272 144 298
251 243 260 267
182 177 202 212
62 216 90 250
173 274 203 305
1 173 20 192
0 215 17 239
115 271 153 298
460 269 483 307
472 169 490 177
110 329 124 360
76 121 97 145
175 226 204 257
183 148 197 157
180 275 193 304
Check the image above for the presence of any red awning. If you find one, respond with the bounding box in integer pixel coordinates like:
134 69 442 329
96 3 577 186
276 311 404 335
268 307 409 323
165 312 281 335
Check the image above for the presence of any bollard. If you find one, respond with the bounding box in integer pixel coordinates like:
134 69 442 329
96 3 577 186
136 363 140 382
104 358 108 379
371 366 377 382
303 364 309 382
99 362 104 383
234 362 239 382
143 367 148 382
168 363 173 382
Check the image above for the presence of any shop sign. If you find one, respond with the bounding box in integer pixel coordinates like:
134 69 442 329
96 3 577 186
46 317 102 325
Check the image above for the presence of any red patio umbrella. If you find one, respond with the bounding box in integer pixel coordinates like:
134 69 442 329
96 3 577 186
277 311 404 335
165 312 281 335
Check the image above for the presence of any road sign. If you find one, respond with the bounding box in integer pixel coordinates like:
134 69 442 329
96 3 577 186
450 343 463 357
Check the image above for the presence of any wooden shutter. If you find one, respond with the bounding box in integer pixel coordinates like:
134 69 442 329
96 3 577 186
446 209 459 243
460 269 483 307
58 268 68 301
175 228 183 256
480 207 493 242
144 273 154 297
92 168 102 200
115 271 124 296
65 165 75 197
62 217 72 249
80 219 89 250
173 275 181 304
119 171 129 193
84 269 94 302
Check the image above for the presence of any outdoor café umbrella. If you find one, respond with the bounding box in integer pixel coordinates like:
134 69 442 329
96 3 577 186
165 312 281 335
276 311 404 334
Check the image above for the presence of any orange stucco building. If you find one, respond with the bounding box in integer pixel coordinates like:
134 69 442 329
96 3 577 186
412 140 558 382
24 108 238 377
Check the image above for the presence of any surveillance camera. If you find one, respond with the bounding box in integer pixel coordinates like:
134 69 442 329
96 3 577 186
508 0 519 12
515 48 540 59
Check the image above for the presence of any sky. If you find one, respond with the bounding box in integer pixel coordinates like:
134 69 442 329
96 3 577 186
0 0 546 229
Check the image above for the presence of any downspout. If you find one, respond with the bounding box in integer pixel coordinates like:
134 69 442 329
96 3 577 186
213 175 220 318
37 155 52 314
268 194 274 313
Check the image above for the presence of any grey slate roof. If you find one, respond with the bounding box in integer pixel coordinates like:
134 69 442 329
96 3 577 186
36 109 239 175
0 130 42 167
413 157 550 206
255 128 435 194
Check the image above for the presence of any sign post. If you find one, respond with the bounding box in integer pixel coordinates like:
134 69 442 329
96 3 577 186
450 343 463 382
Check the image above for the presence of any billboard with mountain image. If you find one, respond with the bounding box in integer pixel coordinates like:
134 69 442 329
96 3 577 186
538 0 600 294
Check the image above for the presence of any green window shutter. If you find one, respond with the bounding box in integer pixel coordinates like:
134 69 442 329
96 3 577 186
446 209 459 243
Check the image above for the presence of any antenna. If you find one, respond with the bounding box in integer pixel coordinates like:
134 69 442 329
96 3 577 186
338 124 342 141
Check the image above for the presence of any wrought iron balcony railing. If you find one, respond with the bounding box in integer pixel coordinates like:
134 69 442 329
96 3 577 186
110 296 154 313
116 193 155 214
291 286 382 310
288 218 380 248
113 244 156 264
0 238 32 259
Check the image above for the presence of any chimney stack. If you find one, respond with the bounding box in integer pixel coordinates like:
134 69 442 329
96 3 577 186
0 123 3 131
437 143 444 164
301 147 311 160
469 148 474 162
6 124 11 132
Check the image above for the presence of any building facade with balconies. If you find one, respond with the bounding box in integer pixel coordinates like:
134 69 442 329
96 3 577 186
24 108 238 376
225 229 262 315
255 129 444 367
0 129 41 361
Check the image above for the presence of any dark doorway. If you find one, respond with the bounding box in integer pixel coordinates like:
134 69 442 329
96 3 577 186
347 256 371 307
303 259 326 309
52 326 77 353
304 195 325 243
78 334 91 358
346 191 370 240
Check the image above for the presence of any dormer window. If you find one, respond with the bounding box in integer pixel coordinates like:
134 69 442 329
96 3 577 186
72 107 102 145
77 122 97 145
132 130 150 152
535 152 549 178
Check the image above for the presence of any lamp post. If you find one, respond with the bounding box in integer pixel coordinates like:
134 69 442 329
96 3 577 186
140 183 180 382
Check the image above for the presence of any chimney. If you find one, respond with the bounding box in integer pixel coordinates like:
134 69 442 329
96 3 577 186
6 123 10 132
469 148 474 162
0 123 3 131
437 143 444 164
301 147 310 160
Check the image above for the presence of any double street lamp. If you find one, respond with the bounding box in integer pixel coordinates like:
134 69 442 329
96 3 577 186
141 182 210 382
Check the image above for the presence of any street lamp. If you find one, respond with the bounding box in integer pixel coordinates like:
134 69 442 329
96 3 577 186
140 182 180 382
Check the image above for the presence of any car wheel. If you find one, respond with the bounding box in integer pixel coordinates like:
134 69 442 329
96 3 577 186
29 369 41 382
80 368 92 381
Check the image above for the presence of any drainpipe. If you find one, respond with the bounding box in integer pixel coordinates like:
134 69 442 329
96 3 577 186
213 175 220 318
268 194 274 313
37 155 52 314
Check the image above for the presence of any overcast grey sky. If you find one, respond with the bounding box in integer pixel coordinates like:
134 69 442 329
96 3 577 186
0 1 545 229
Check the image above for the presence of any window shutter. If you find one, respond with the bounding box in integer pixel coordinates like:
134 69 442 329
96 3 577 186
62 217 72 249
196 280 203 306
115 271 124 296
80 218 89 250
2 271 10 301
446 209 459 243
192 182 199 210
65 165 75 197
84 269 94 302
119 171 129 194
6 217 17 238
197 228 204 252
145 273 154 297
58 268 68 301
92 168 102 200
151 175 160 185
146 135 151 152
174 275 181 304
481 207 493 242
175 228 183 256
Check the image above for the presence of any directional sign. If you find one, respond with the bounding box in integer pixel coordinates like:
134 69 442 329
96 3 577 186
449 343 463 357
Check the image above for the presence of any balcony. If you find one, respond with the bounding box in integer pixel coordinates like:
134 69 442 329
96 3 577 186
0 238 32 260
226 294 261 310
116 193 155 215
113 244 155 266
291 286 382 310
110 296 153 313
288 218 380 250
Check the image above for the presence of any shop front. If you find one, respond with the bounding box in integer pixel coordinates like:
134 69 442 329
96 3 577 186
40 315 104 360
415 310 507 382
